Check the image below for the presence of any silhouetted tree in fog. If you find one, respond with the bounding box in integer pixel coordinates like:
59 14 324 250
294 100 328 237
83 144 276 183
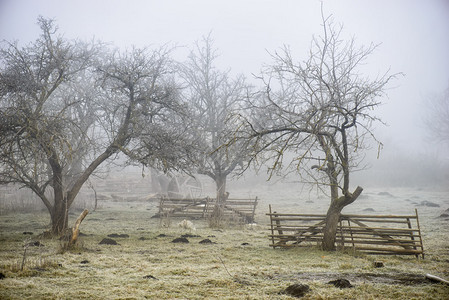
424 86 449 146
180 35 251 201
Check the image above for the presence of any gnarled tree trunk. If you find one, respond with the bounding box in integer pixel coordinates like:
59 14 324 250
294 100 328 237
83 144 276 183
50 198 69 235
322 186 363 251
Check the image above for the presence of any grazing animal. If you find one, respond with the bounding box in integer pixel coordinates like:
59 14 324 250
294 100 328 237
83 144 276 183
245 223 260 230
178 219 196 231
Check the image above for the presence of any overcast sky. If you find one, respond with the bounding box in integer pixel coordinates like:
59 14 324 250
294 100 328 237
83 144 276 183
1 0 449 161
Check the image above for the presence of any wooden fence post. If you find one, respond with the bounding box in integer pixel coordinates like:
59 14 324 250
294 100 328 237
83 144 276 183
250 197 258 223
415 208 424 259
268 205 275 246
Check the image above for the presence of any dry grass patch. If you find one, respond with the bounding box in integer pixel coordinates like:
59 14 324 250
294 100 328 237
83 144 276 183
0 201 448 299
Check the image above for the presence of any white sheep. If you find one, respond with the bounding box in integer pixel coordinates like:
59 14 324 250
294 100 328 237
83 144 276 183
245 223 260 231
177 219 196 231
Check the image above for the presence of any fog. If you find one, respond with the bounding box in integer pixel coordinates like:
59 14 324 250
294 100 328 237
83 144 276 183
1 0 448 188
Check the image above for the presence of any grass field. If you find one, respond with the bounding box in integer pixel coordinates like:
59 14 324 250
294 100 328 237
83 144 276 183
1 183 448 299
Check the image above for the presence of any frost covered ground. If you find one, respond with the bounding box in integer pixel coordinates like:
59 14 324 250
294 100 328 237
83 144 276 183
0 179 448 299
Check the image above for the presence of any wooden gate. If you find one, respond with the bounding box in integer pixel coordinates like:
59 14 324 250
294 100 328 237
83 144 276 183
267 205 424 258
153 197 258 223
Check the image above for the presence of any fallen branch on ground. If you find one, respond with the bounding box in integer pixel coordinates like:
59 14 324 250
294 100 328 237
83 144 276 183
69 209 89 247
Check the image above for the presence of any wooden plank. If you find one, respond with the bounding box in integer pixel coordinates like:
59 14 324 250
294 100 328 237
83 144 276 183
266 213 327 217
352 246 423 254
339 229 417 236
224 201 258 205
339 235 423 242
342 214 418 219
267 213 417 219
269 217 328 222
341 218 411 224
340 240 421 247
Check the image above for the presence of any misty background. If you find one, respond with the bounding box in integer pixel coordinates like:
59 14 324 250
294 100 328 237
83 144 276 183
1 0 448 188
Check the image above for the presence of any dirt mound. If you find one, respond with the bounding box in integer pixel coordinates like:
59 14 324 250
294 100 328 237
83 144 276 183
99 238 119 245
378 192 395 197
282 283 310 297
418 200 440 207
327 278 353 288
172 237 189 243
199 239 215 244
363 208 375 212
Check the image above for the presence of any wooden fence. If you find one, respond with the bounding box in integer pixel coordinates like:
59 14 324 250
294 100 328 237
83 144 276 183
153 197 258 223
267 205 424 258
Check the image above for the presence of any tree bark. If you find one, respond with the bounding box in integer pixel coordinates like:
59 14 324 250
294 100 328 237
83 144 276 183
50 196 69 235
216 174 227 203
322 186 363 251
49 160 69 235
322 199 344 251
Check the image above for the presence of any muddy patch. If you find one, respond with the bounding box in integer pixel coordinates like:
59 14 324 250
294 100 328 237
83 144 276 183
276 272 434 285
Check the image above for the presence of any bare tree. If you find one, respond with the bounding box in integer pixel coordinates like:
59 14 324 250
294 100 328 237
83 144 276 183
0 18 188 235
423 86 449 146
235 16 397 250
180 35 251 201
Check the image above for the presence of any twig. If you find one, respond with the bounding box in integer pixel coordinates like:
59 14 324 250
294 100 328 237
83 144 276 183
218 256 233 278
87 179 98 211
21 238 31 271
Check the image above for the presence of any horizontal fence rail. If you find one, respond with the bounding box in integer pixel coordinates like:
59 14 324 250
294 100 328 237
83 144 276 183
267 205 424 258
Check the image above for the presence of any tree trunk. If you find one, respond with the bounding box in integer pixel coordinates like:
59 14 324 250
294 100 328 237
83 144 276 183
49 161 69 235
50 195 69 235
216 174 227 203
322 186 363 251
322 200 344 251
209 174 228 228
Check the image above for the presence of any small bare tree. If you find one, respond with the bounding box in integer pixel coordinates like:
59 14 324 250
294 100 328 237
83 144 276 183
236 16 397 250
423 86 449 146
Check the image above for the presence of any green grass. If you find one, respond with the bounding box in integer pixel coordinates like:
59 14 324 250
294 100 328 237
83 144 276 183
0 201 448 299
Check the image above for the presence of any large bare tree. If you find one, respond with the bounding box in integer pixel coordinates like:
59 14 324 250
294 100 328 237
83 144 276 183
0 18 188 234
236 16 397 250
